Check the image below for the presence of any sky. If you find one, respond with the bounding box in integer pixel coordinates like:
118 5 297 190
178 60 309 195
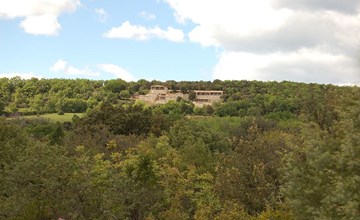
0 0 360 84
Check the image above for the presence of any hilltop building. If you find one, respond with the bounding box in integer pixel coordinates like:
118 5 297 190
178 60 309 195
193 90 223 106
138 85 187 104
138 85 223 106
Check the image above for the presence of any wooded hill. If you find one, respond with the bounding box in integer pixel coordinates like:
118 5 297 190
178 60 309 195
0 77 359 219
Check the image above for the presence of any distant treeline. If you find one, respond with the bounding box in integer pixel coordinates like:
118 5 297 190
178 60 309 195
0 77 356 122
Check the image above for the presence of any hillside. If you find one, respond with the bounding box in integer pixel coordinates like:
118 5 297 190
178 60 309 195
0 78 359 219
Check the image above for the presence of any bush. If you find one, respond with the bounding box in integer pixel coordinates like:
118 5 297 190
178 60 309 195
62 98 88 113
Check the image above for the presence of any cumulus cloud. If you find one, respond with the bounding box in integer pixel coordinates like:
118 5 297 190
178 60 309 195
50 59 101 77
98 64 135 81
0 72 43 79
0 0 80 35
103 21 184 42
164 0 360 84
272 0 360 14
50 60 135 80
50 59 67 72
213 49 359 84
95 8 108 22
139 11 156 20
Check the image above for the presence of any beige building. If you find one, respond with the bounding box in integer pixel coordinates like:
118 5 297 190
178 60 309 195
138 85 188 104
138 85 223 106
193 90 223 106
149 85 169 94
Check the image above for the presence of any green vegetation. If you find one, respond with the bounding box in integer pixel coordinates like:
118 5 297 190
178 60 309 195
0 77 359 219
20 113 84 123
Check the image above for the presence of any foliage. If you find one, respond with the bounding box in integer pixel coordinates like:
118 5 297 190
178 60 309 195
78 103 153 136
281 90 360 219
188 91 196 101
21 113 85 123
0 78 359 219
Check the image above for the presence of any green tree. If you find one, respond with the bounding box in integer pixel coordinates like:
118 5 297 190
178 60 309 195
281 94 360 219
0 119 28 174
0 99 5 115
119 89 131 99
104 79 127 93
331 98 360 218
188 91 196 101
14 90 28 108
62 98 88 113
216 128 288 215
49 122 64 145
0 140 75 219
87 96 99 109
29 94 44 113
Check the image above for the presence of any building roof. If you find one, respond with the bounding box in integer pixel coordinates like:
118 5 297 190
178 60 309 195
151 85 167 88
194 90 223 93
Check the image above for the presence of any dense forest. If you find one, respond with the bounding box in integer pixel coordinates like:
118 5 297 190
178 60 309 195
0 77 359 219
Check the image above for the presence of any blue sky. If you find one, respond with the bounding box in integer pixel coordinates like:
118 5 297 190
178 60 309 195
0 0 359 84
0 0 217 81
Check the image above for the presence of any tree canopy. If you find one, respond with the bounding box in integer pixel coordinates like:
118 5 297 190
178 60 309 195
0 78 359 219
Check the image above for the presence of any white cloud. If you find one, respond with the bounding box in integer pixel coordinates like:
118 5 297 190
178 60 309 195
103 21 184 42
95 8 108 22
0 0 81 35
19 15 61 35
50 60 135 80
50 59 101 77
50 59 67 72
164 0 360 84
98 64 135 81
272 0 360 14
0 72 43 79
213 49 360 84
139 11 156 20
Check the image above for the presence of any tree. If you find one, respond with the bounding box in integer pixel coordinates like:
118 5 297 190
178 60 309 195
49 122 64 145
0 99 5 115
87 96 99 109
77 103 153 136
14 90 28 108
119 90 131 99
62 98 88 113
281 92 360 219
104 79 127 93
216 127 288 215
0 119 28 174
0 127 75 219
331 98 360 218
29 94 44 113
188 91 196 101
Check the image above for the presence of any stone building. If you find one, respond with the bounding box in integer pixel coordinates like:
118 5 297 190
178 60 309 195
138 85 187 104
149 85 169 94
193 90 223 106
138 85 223 106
